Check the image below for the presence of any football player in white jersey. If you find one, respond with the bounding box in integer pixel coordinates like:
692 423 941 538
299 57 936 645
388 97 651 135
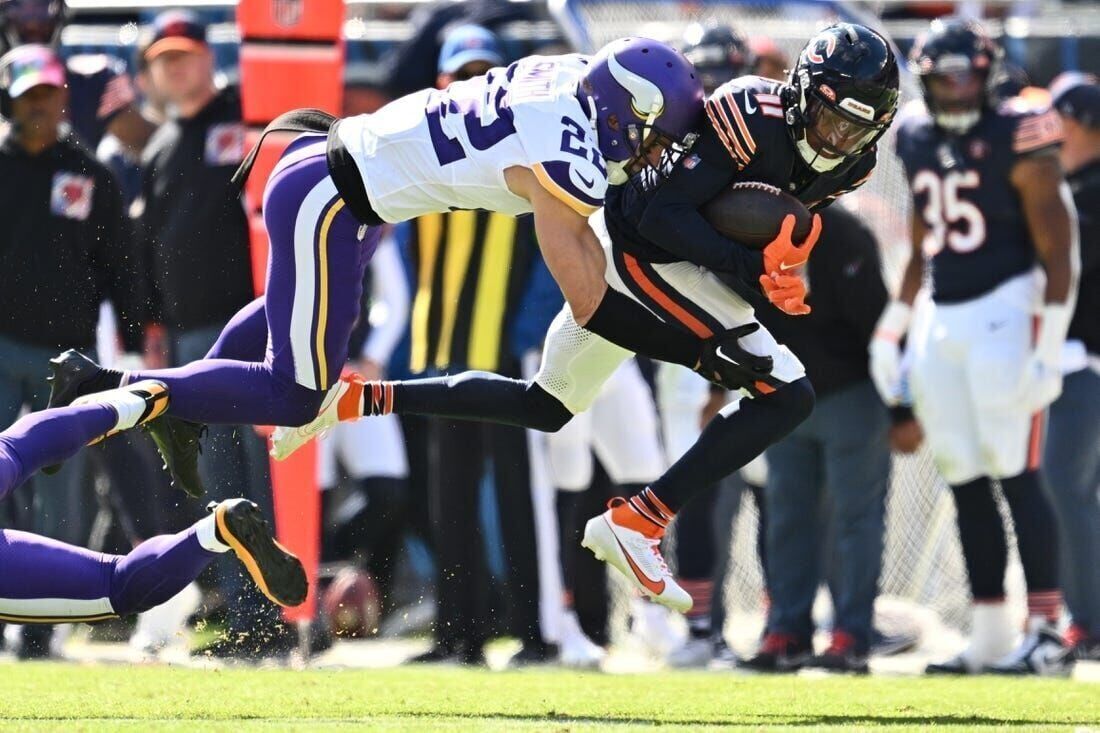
42 38 759 498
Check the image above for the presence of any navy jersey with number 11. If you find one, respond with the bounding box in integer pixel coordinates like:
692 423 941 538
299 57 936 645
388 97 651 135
895 99 1063 303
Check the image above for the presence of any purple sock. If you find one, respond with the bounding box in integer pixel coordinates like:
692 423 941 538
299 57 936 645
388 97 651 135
0 527 216 622
0 404 117 500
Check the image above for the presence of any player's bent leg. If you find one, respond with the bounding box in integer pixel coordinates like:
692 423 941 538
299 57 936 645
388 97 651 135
272 372 575 460
985 470 1068 675
204 296 270 362
925 477 1014 674
0 382 169 500
271 303 630 459
583 378 815 614
0 499 305 624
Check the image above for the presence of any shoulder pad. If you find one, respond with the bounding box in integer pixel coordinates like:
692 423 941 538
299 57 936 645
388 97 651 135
705 75 786 171
1002 102 1063 155
513 96 606 217
532 159 604 217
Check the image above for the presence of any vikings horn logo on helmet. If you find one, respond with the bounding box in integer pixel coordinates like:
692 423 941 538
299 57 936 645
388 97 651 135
607 51 665 120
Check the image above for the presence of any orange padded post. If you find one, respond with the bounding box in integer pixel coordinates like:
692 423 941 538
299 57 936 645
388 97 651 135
237 0 346 627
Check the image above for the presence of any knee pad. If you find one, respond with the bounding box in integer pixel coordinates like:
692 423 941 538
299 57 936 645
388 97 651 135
524 383 574 433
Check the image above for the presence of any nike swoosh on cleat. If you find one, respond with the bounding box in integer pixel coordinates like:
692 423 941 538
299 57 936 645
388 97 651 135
607 520 666 596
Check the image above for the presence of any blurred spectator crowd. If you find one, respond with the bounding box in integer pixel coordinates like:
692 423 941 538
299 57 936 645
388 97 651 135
0 0 1095 675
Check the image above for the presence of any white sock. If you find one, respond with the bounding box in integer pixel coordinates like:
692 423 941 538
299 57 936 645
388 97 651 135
194 514 230 554
72 386 145 432
968 602 1015 666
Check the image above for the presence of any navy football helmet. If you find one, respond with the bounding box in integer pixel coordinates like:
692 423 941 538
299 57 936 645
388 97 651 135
909 17 1001 134
580 37 704 184
784 23 899 172
682 23 753 95
1 0 65 52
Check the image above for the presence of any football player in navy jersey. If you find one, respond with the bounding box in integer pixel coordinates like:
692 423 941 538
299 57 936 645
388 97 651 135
270 24 901 612
1 0 154 151
870 18 1077 675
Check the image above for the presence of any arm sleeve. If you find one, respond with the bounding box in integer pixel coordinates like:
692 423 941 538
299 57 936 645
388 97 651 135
94 171 146 352
635 128 764 282
362 233 411 365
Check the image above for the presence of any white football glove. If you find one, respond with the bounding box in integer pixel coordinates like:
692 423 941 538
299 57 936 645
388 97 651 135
869 301 912 406
1018 303 1073 413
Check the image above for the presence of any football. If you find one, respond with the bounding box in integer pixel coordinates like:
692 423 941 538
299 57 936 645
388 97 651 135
701 181 813 249
321 567 382 638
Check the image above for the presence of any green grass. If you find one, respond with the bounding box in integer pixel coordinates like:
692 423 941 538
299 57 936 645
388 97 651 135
0 663 1096 731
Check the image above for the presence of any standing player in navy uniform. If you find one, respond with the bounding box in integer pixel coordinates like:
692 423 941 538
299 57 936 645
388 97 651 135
870 18 1077 675
276 24 900 612
1 0 154 152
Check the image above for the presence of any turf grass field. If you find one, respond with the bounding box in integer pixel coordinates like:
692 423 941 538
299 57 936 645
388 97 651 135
0 663 1097 730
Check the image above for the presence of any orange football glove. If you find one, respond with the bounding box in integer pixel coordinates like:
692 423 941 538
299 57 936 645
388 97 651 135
759 272 811 315
762 213 822 275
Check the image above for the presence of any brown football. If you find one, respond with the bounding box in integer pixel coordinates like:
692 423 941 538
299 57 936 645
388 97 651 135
701 181 813 249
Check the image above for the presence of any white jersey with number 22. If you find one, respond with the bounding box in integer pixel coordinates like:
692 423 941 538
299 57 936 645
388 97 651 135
335 54 609 222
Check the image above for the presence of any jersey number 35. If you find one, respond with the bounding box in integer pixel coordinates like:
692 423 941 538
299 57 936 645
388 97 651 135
913 169 987 255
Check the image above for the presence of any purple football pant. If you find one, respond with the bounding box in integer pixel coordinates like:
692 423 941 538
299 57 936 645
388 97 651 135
123 134 381 426
0 403 117 501
0 526 215 623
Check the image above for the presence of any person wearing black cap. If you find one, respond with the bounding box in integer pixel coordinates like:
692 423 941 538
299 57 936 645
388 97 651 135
137 9 283 660
0 43 143 658
1045 72 1100 661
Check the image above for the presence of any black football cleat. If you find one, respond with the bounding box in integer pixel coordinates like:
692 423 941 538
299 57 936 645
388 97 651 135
739 632 814 673
145 417 207 498
46 349 107 410
212 499 308 608
43 349 114 474
807 631 870 674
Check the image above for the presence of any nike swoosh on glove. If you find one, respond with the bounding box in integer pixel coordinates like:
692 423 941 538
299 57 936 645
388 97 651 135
697 323 782 397
759 272 810 315
762 213 822 276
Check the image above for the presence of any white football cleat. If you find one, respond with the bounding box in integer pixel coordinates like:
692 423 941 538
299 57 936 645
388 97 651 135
582 498 691 614
667 636 714 669
269 382 345 461
985 618 1072 676
558 611 605 669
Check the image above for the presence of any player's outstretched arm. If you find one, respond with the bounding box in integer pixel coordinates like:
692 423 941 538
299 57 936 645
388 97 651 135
1012 151 1079 410
1013 152 1078 307
869 210 926 405
505 166 704 370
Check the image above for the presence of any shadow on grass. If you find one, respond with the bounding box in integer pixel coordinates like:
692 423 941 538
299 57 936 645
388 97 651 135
391 710 1099 728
